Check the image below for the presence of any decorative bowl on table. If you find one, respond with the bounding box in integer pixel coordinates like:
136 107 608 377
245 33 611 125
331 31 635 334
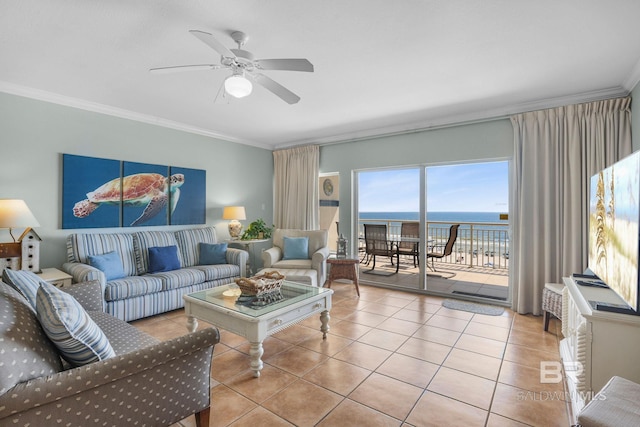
235 271 285 296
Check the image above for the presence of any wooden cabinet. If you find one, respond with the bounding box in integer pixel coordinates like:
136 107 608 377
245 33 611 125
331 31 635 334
560 277 640 418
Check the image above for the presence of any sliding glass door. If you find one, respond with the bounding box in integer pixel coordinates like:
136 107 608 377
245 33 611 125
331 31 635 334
425 161 510 302
357 167 423 290
355 160 510 303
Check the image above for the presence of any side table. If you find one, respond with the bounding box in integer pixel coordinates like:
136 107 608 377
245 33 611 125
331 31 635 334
226 238 269 276
327 257 360 296
37 267 73 288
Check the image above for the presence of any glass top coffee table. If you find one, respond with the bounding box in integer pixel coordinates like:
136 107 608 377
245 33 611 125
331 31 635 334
183 281 333 377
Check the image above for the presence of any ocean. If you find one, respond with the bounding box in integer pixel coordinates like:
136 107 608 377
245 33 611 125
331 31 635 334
359 211 507 224
360 212 509 250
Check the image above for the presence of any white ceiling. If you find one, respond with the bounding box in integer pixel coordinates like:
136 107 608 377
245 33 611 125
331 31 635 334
2 0 640 150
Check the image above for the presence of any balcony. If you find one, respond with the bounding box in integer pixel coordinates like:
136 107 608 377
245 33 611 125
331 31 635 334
356 219 509 302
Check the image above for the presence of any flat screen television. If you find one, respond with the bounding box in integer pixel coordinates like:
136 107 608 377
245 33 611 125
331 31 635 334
588 150 640 312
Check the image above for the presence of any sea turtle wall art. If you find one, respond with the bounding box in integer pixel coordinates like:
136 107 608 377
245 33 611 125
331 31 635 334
72 172 184 226
62 154 206 229
121 161 172 227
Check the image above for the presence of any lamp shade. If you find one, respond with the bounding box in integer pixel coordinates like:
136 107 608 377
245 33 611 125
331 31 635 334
0 199 40 228
224 74 253 98
222 206 246 220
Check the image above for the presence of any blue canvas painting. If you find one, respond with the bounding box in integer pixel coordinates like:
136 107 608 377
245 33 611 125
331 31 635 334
122 161 171 227
62 154 121 229
169 166 206 225
62 154 204 229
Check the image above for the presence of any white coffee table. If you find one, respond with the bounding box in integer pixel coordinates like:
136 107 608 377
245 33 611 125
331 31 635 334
183 281 333 377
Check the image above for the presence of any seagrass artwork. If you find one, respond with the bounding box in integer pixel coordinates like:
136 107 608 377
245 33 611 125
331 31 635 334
589 155 639 308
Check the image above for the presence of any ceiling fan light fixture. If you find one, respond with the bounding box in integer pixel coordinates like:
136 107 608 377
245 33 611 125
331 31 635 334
224 73 252 98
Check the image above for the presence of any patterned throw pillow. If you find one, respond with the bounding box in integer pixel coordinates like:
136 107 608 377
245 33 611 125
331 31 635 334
1 269 42 310
36 281 116 366
0 282 62 395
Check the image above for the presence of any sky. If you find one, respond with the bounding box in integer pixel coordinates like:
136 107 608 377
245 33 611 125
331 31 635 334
358 161 509 212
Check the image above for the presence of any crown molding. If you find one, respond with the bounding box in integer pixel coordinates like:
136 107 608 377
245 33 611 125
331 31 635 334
623 57 640 92
2 81 632 152
0 82 273 150
277 86 630 149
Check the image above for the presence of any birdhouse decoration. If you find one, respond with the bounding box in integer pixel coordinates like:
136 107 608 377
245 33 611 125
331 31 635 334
19 228 41 273
0 199 41 273
337 233 348 259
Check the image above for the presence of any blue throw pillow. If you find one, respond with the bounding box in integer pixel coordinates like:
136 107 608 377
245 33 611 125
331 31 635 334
88 251 126 281
36 281 115 367
283 236 309 260
148 246 181 273
199 242 228 265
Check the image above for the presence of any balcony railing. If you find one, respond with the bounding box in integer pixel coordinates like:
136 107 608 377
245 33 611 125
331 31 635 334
358 219 509 270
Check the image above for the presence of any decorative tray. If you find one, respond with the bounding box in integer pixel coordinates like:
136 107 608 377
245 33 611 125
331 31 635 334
235 271 285 296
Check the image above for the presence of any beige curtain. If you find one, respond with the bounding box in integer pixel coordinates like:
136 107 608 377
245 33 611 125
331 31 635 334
273 145 319 230
510 97 632 315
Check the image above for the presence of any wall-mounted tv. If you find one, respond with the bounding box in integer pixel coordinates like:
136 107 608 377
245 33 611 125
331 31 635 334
588 150 640 312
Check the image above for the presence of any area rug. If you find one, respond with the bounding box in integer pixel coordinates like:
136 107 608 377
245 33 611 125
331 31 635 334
442 299 505 316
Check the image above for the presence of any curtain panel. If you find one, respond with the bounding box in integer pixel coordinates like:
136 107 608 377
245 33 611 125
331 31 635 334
273 145 319 230
510 97 632 315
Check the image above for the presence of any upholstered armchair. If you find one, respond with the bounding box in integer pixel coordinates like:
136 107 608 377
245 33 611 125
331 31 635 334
261 229 330 286
0 277 219 427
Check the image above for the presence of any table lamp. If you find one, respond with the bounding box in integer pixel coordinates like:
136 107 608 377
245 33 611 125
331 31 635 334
222 206 246 239
0 199 40 259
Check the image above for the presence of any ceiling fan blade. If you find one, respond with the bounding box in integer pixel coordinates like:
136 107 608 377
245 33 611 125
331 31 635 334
254 58 314 72
189 30 236 58
247 72 301 104
149 64 223 74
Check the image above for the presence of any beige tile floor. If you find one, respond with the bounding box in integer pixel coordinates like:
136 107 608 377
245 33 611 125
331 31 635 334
359 257 510 302
131 283 570 427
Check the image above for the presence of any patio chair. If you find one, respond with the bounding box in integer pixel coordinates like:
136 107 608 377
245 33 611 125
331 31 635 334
364 223 399 273
426 224 460 271
397 222 419 267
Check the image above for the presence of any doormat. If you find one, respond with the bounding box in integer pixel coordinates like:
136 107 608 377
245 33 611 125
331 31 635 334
452 290 507 301
442 299 505 316
427 271 457 279
381 264 412 270
362 269 396 276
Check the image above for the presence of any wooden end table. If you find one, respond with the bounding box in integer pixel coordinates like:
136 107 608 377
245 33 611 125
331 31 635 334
37 268 73 288
327 257 360 296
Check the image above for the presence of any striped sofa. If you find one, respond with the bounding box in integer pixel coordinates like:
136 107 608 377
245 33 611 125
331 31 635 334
62 227 248 321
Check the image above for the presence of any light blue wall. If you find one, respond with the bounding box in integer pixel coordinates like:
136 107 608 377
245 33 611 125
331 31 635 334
2 86 636 269
0 92 273 268
632 83 640 152
319 119 514 242
320 88 639 250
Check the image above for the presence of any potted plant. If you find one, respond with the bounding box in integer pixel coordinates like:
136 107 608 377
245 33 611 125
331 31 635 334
241 218 273 240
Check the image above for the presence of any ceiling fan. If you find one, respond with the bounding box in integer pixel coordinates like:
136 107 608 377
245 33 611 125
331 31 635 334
150 30 314 104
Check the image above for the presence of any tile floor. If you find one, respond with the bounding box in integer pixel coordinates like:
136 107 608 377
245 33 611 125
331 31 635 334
131 283 570 427
360 258 509 301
